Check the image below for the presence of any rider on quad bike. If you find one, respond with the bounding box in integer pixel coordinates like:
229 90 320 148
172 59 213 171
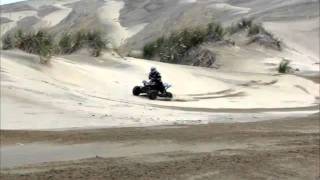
132 67 173 100
149 67 165 94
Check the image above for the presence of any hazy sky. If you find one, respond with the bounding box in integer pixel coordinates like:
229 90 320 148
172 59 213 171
0 0 25 5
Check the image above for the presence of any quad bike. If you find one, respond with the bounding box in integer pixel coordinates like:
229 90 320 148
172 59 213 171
132 80 173 100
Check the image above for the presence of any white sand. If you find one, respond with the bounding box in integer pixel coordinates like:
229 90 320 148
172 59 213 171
209 3 251 15
263 18 319 73
0 11 38 22
1 22 17 37
0 0 80 35
264 18 320 61
179 0 197 4
34 4 72 28
0 11 38 37
1 50 318 130
98 0 148 47
27 0 81 9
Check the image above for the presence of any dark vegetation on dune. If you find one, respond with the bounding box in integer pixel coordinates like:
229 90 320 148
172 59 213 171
143 22 226 64
2 18 281 67
143 19 282 65
278 59 292 73
228 19 282 49
2 30 108 63
58 31 107 57
11 30 53 64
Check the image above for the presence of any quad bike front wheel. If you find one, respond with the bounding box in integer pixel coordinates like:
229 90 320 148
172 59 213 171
165 92 173 98
133 86 141 96
148 90 158 100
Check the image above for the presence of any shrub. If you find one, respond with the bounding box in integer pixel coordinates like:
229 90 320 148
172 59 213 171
14 30 24 49
143 42 157 59
14 30 52 53
239 18 253 29
159 28 206 63
13 30 54 64
2 35 14 50
207 22 225 41
14 30 29 51
143 26 210 62
247 24 282 50
33 31 54 64
227 18 253 35
59 33 73 54
189 28 207 45
5 29 107 63
86 31 107 57
142 22 228 63
64 30 107 57
278 59 291 73
248 24 263 36
71 31 87 53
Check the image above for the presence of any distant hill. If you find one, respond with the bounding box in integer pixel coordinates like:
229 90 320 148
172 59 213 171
1 0 319 71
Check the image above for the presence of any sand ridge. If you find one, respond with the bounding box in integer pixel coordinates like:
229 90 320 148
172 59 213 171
1 50 319 130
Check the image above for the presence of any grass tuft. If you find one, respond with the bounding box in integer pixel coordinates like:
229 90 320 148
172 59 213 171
278 59 291 73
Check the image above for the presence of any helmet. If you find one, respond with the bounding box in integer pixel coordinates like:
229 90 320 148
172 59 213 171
151 67 157 72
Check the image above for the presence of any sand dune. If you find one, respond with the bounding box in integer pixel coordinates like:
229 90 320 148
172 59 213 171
0 0 319 130
264 17 320 61
0 10 38 36
34 4 72 28
98 0 148 47
1 2 319 179
1 0 319 58
1 50 318 129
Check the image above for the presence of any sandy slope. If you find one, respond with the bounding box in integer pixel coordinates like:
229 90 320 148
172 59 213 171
34 3 72 28
264 17 320 67
0 10 38 36
1 50 318 129
98 0 148 47
0 0 319 130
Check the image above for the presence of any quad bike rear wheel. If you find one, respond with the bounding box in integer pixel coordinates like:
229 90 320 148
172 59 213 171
133 86 141 96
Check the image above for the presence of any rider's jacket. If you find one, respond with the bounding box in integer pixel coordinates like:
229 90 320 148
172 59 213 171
149 70 162 82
